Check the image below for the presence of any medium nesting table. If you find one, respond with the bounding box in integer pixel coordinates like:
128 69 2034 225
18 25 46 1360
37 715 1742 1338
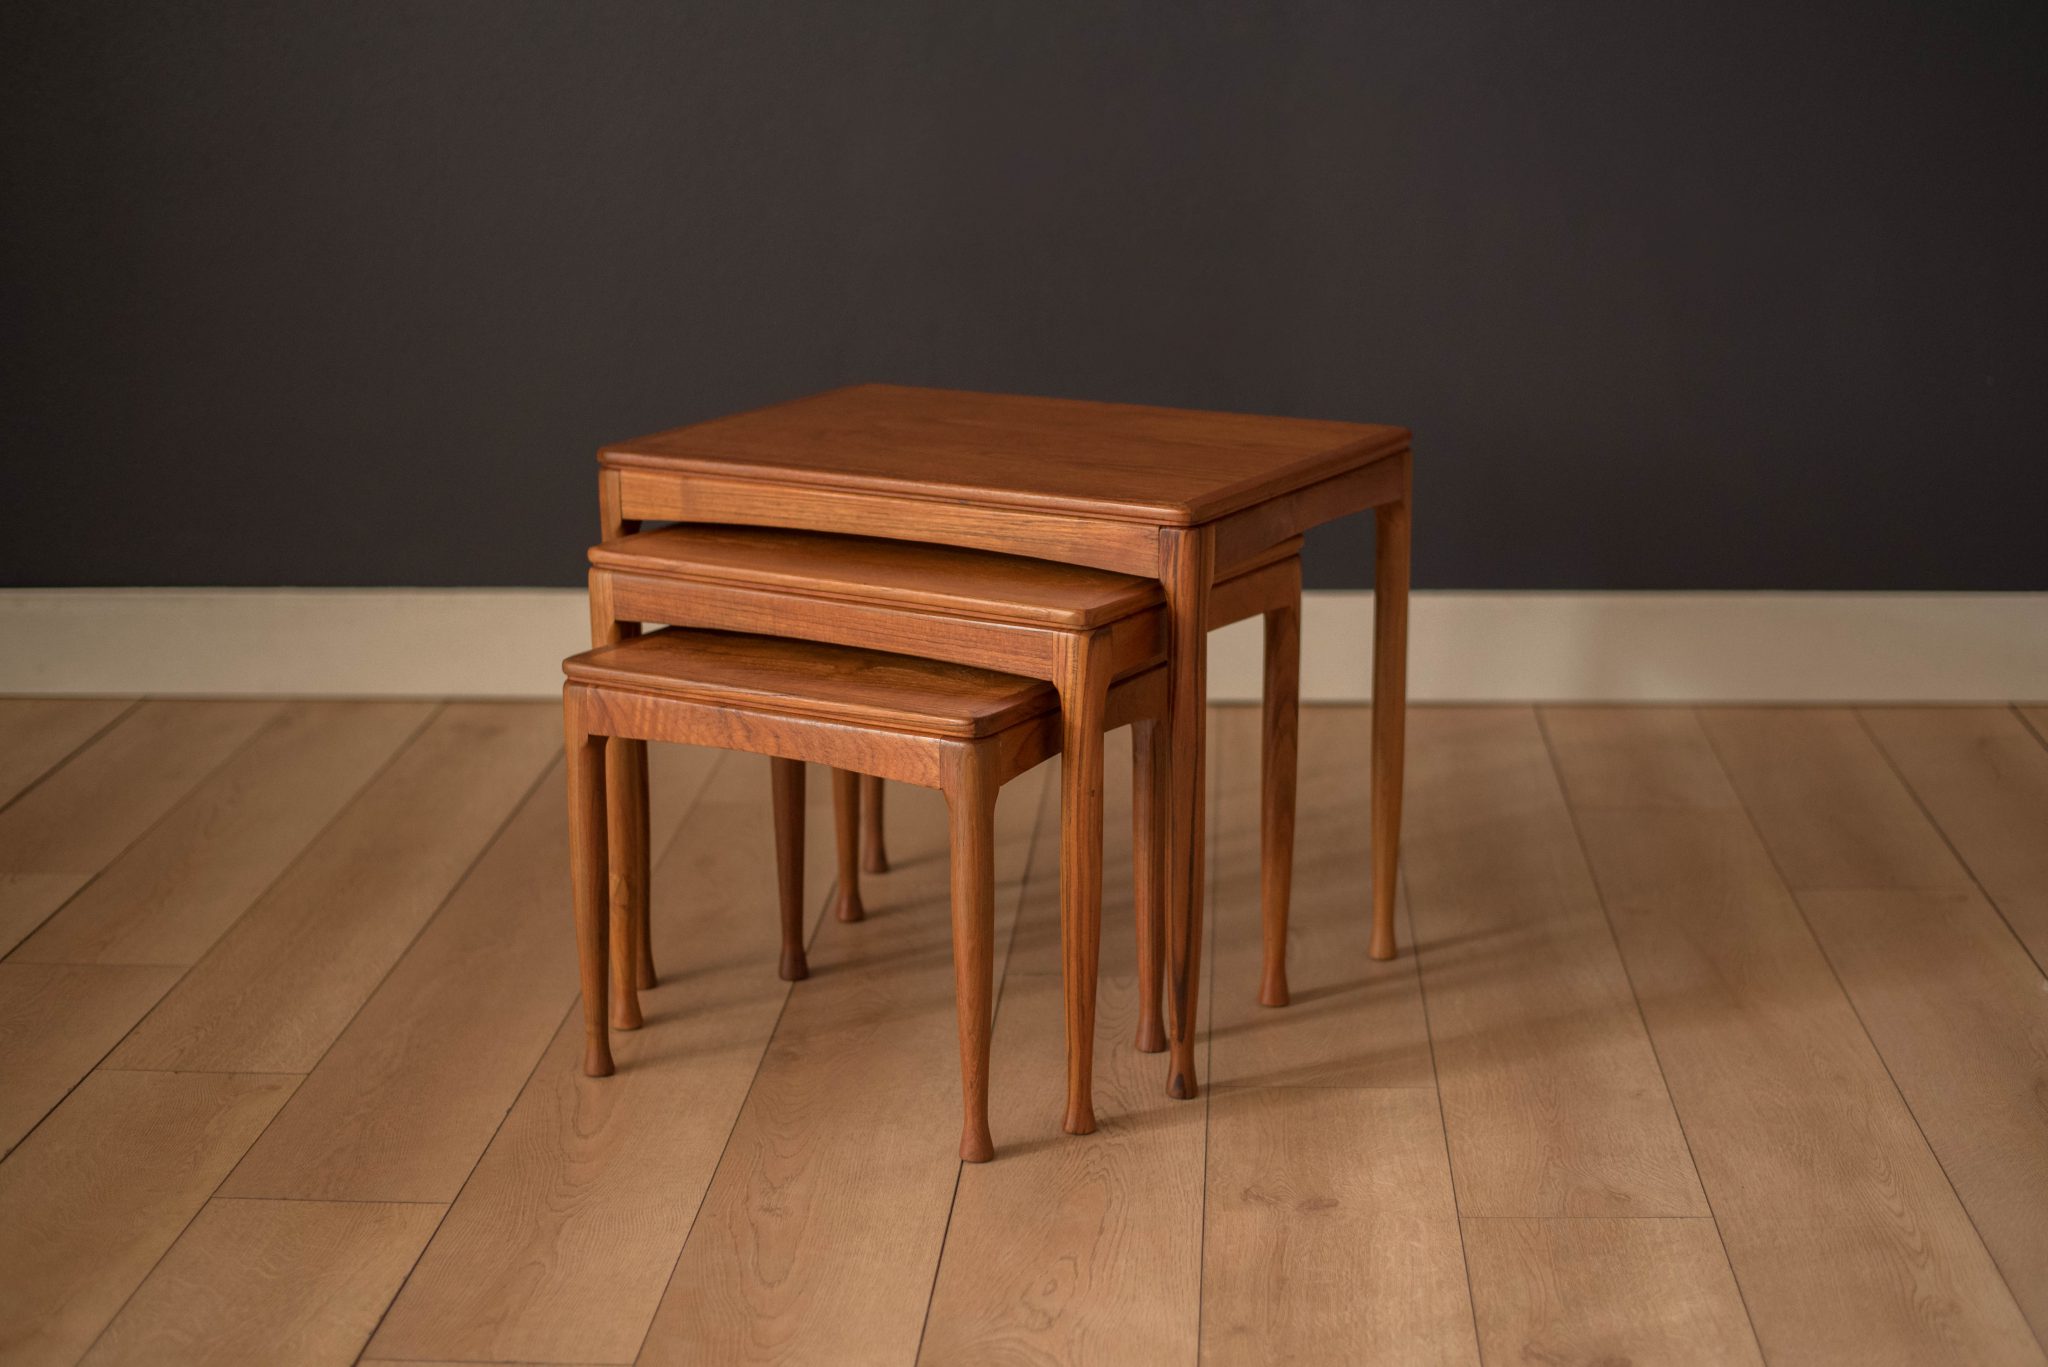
595 384 1412 1101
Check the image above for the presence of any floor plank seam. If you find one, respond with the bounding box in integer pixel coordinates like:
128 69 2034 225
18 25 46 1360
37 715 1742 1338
2 697 296 961
1405 875 1487 1366
1532 707 1762 1358
210 1194 450 1206
361 746 739 1367
1192 723 1225 1367
72 726 551 1366
2012 704 2048 752
1852 707 2048 982
0 697 141 822
1694 710 2048 1360
624 753 847 1367
0 703 448 1161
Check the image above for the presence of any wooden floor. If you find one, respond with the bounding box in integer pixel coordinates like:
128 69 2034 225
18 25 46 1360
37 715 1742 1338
2 699 2046 1366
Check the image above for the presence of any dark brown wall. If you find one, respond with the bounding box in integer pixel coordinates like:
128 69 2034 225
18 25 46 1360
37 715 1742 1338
4 1 2044 589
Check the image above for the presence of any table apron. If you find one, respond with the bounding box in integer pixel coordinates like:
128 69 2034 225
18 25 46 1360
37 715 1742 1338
614 468 1162 575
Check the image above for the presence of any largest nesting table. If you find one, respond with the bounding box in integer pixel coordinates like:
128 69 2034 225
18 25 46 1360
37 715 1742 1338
595 383 1412 1101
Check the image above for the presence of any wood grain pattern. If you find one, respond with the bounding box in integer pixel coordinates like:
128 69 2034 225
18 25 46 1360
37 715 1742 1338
0 698 130 808
615 464 1166 576
634 774 1046 1366
568 628 1055 738
1698 706 1970 890
106 703 560 1073
1463 1217 1759 1366
1861 705 2048 966
0 876 89 964
0 961 179 1154
79 1198 442 1367
593 522 1161 626
1552 706 2045 1365
220 744 719 1202
11 702 431 966
14 702 2037 1362
1207 707 1430 1090
602 382 1408 525
1401 707 1705 1216
365 756 836 1365
1798 886 2048 1345
0 1070 296 1366
922 751 1203 1365
1543 705 1746 812
0 700 278 954
1201 1087 1477 1365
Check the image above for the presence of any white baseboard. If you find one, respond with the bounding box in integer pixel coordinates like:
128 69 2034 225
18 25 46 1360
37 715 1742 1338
1 588 2043 702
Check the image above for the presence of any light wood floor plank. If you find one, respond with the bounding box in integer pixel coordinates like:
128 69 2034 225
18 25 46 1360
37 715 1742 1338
1707 707 2048 1347
11 701 432 967
0 701 278 955
0 699 131 809
1463 1217 1759 1367
1402 707 1704 1217
79 1197 442 1367
1552 707 2044 1365
1207 706 1431 1090
366 756 853 1365
0 1070 296 1366
922 744 1204 1365
1202 1087 1477 1365
105 703 560 1073
1544 705 1745 812
634 770 1048 1367
222 743 719 1202
1800 886 2048 1347
0 961 180 1154
1698 707 1969 890
1861 706 2048 967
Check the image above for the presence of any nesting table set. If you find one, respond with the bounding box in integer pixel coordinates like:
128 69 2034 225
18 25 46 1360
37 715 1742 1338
562 384 1411 1160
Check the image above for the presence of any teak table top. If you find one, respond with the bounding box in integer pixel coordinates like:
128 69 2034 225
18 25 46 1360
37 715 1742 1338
601 383 1408 525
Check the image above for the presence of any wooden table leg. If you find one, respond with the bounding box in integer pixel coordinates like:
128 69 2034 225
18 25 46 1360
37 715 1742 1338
1259 581 1301 1006
607 739 648 1029
1160 527 1214 1101
831 769 866 922
945 749 998 1163
859 774 889 873
1370 477 1410 961
771 758 808 981
565 711 613 1079
1131 717 1167 1054
1054 632 1113 1135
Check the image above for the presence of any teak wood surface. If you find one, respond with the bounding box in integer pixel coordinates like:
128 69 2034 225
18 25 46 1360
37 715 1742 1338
562 628 1172 1161
596 383 1412 1100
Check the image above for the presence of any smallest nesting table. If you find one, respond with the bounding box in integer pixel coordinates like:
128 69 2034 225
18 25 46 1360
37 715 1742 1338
565 627 1171 1161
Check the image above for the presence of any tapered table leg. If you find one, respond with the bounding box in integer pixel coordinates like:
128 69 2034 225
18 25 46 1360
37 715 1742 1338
1160 527 1213 1101
1371 478 1410 961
